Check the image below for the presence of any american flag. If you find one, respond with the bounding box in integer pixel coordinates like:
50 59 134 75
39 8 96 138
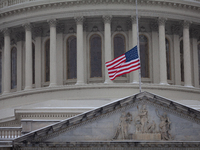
105 46 140 80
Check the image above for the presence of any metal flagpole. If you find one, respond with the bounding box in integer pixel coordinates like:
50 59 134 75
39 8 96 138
136 0 142 93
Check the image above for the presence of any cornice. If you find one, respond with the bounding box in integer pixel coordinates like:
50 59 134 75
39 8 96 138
0 0 200 21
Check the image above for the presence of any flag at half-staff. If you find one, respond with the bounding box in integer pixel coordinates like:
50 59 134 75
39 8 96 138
105 45 140 80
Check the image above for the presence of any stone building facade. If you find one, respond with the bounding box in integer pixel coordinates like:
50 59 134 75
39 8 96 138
0 0 200 149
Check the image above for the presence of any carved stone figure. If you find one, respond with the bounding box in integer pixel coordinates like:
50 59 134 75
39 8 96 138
113 112 132 140
146 120 156 133
156 109 173 140
135 105 148 133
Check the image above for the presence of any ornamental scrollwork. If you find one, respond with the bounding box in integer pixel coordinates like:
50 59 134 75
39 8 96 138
103 15 112 24
74 16 84 25
23 23 32 31
47 19 57 27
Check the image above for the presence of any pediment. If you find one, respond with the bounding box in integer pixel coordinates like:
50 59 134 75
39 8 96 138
14 91 200 148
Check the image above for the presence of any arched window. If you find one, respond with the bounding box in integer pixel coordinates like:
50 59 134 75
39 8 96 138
0 51 2 93
90 34 102 78
198 43 200 85
139 35 149 78
11 47 17 89
166 38 171 80
114 34 126 77
32 43 35 84
180 40 184 82
45 39 50 82
67 36 77 79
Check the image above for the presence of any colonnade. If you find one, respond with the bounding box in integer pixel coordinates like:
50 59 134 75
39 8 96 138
1 16 194 94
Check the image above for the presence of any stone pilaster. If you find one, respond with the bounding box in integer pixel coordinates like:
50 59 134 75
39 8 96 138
34 27 43 88
183 21 192 87
131 16 139 84
48 19 58 87
171 25 181 85
75 16 85 85
24 23 33 90
158 18 168 85
2 28 11 94
103 15 113 84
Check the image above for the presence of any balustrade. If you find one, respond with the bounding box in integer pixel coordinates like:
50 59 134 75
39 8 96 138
0 127 21 139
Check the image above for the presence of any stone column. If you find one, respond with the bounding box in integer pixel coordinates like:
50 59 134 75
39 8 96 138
24 23 33 90
34 27 42 88
103 15 113 84
183 21 192 87
191 29 199 88
56 24 64 86
48 19 57 87
158 18 168 85
150 22 159 84
171 25 181 85
75 16 85 85
131 16 139 83
16 32 23 91
2 28 11 94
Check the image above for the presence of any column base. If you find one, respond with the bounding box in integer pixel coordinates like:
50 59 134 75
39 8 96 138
132 81 139 84
49 83 58 87
3 91 10 95
104 80 113 84
24 86 33 90
159 82 169 85
184 85 194 88
75 81 85 85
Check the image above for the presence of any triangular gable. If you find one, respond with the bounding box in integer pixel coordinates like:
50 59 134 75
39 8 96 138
13 91 200 149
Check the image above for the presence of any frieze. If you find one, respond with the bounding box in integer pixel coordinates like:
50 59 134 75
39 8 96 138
1 0 200 20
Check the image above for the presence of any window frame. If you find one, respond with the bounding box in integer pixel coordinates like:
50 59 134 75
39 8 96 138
111 32 129 83
87 32 104 83
64 33 77 85
139 33 152 83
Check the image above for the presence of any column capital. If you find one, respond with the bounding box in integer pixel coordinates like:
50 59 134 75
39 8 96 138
150 21 158 32
183 20 190 29
131 16 136 24
1 28 10 36
74 16 84 25
48 19 57 27
103 15 112 24
158 18 167 26
23 23 32 31
171 24 181 35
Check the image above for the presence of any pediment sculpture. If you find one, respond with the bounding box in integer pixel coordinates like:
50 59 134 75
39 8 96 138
113 105 173 141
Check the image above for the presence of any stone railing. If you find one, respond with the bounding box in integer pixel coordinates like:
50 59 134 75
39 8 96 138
0 0 200 9
0 127 22 139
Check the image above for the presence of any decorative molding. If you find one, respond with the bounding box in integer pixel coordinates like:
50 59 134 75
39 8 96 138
131 16 136 24
103 15 112 24
15 32 24 42
33 27 43 38
74 16 84 25
91 26 99 32
183 20 190 29
47 19 57 27
150 22 158 32
115 25 123 31
68 27 75 33
158 17 166 26
1 28 10 36
56 23 65 33
23 23 32 31
171 24 181 35
190 29 199 39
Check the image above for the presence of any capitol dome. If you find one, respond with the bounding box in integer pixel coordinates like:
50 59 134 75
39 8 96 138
0 0 200 147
